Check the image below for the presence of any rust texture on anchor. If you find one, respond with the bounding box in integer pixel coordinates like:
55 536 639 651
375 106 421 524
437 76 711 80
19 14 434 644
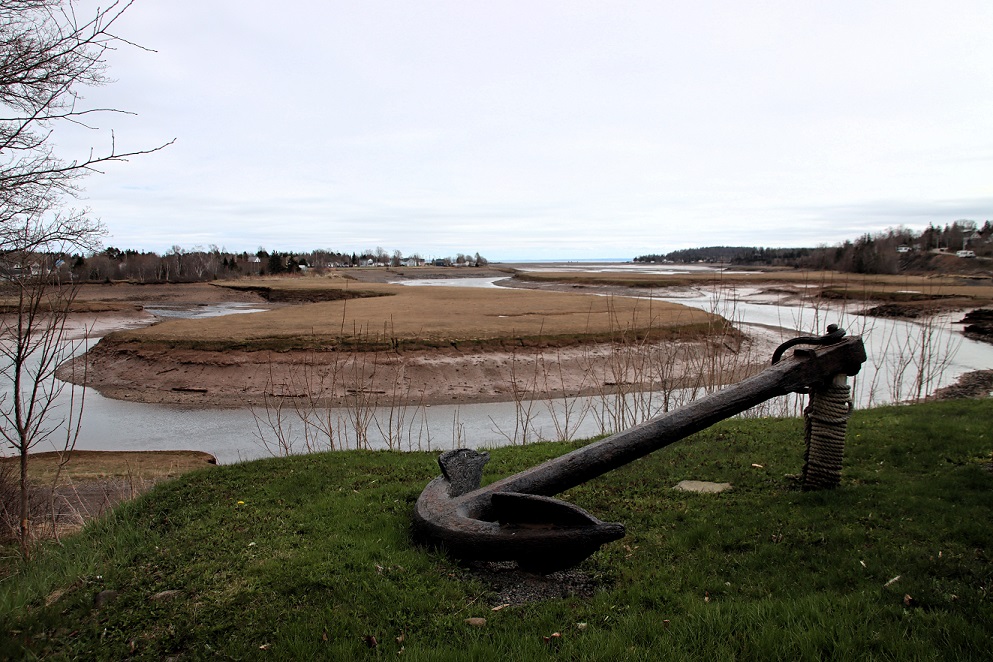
413 327 867 572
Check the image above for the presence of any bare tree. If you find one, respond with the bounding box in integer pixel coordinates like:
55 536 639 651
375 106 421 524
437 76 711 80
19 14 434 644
0 248 87 554
0 0 169 553
2 0 171 249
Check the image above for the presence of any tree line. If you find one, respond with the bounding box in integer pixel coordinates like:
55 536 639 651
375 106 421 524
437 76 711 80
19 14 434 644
636 246 814 266
636 220 993 274
10 245 491 284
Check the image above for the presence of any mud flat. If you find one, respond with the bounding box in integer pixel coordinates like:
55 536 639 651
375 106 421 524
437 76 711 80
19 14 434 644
4 449 217 483
959 308 993 344
76 337 758 408
62 278 723 407
55 268 993 409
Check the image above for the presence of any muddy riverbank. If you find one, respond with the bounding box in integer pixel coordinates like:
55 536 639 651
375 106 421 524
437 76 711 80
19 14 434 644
71 333 757 408
58 274 729 408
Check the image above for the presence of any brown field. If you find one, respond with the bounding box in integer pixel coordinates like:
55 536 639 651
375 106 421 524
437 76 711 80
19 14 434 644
123 266 989 353
70 281 267 305
104 279 718 351
508 267 993 316
3 281 266 309
1 451 217 546
65 277 723 407
2 450 216 485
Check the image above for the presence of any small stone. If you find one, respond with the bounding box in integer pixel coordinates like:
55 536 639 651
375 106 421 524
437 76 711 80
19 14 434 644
673 480 732 493
464 617 487 627
149 589 182 602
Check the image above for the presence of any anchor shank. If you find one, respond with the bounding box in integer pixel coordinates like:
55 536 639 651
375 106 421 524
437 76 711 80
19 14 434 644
476 336 866 500
413 334 866 569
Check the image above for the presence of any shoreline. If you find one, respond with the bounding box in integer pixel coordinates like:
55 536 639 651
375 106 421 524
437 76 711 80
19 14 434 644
64 332 765 409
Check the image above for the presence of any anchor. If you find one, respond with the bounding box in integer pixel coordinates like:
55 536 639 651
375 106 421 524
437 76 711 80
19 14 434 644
413 326 867 572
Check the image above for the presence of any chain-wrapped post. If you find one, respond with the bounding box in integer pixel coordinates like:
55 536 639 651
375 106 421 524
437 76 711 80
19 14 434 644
802 373 853 490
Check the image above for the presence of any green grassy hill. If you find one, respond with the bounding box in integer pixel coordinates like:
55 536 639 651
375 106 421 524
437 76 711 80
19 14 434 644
3 399 992 660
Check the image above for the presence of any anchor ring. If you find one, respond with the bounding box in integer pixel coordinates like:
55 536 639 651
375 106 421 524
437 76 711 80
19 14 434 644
771 324 846 365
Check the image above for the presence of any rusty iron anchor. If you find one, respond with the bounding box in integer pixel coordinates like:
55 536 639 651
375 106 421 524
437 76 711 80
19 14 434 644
413 327 867 571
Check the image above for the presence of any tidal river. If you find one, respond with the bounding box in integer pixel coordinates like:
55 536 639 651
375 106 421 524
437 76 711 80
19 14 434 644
10 273 993 464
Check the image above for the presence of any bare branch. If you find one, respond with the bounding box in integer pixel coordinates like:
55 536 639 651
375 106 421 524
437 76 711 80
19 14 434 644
0 0 167 556
1 0 171 255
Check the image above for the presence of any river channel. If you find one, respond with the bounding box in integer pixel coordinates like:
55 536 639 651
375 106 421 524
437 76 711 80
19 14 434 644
12 268 993 464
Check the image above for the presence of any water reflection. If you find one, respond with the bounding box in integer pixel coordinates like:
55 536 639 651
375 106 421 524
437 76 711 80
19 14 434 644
142 302 269 319
391 277 509 288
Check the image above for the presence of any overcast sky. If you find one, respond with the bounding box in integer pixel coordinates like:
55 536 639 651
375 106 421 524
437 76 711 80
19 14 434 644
62 0 993 260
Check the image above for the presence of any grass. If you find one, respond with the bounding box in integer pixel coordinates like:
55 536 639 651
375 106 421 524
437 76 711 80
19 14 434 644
2 399 991 659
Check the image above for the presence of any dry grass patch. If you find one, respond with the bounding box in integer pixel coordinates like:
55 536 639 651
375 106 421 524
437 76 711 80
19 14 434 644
4 281 269 314
106 282 717 351
0 299 140 314
71 281 265 304
1 451 217 551
2 450 217 485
